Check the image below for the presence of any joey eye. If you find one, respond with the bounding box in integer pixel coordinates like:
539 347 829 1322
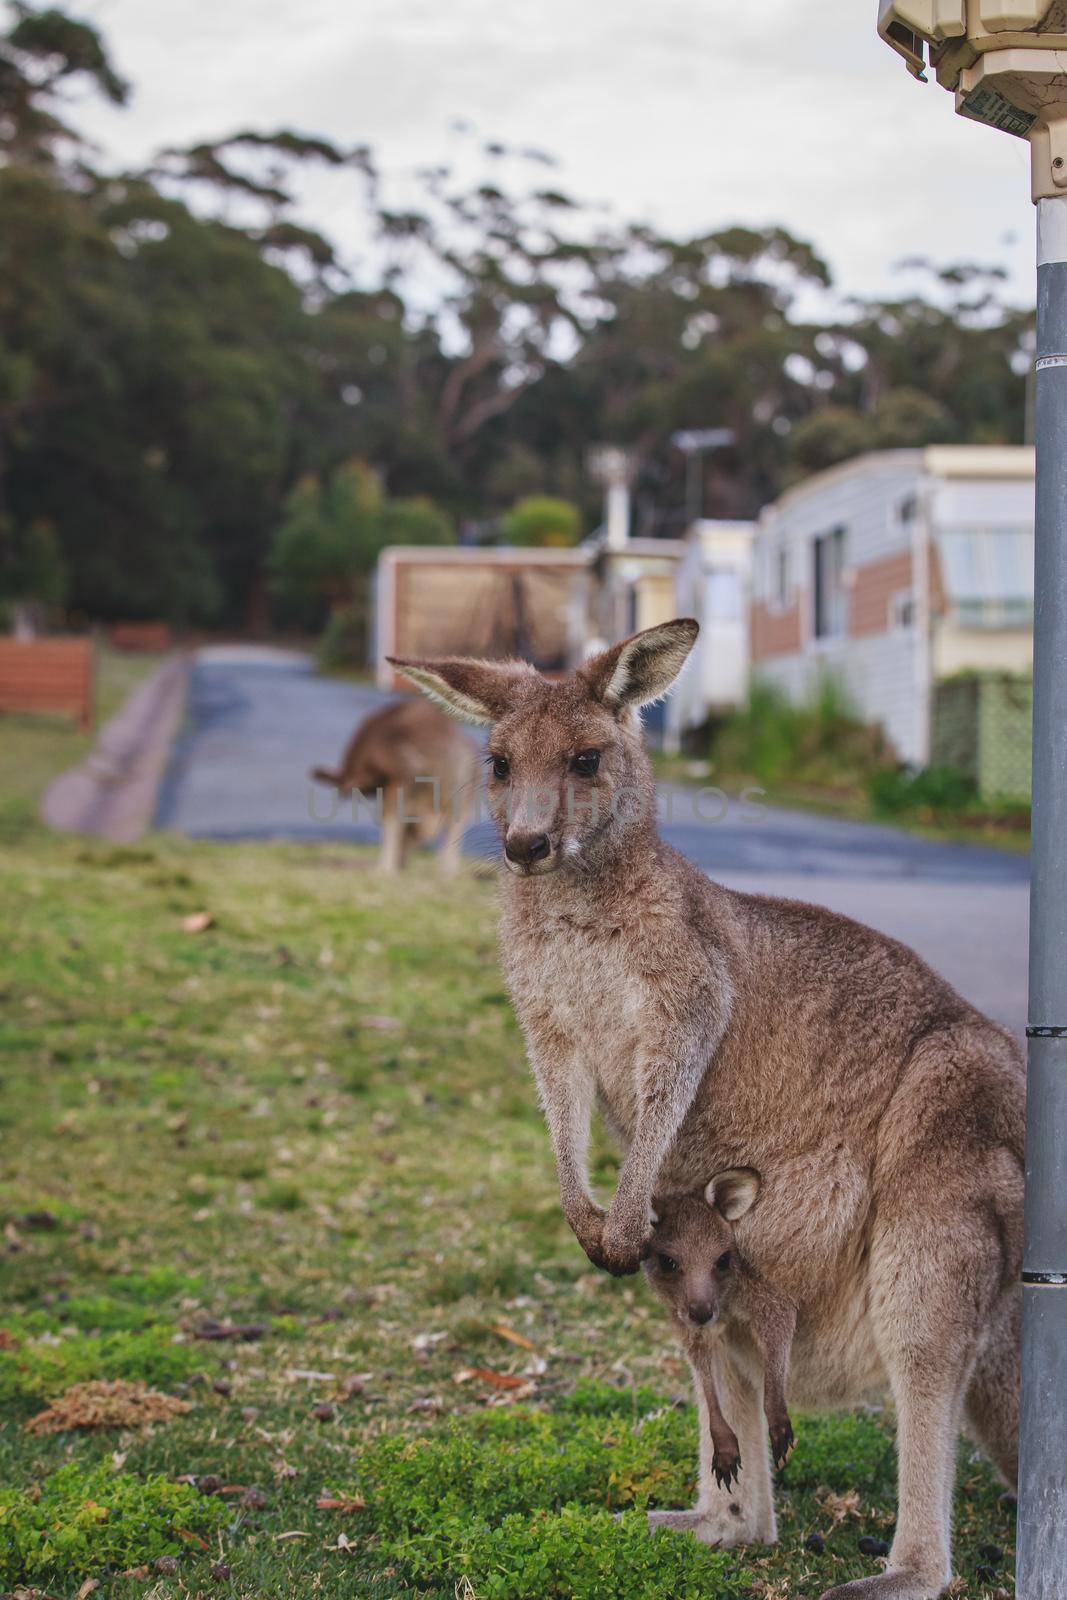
658 1254 679 1274
491 755 510 780
715 1251 732 1272
571 749 600 777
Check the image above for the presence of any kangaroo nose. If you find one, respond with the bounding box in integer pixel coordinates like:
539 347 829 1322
688 1302 716 1326
505 833 551 865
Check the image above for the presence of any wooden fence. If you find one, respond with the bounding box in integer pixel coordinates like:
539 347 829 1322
0 637 95 730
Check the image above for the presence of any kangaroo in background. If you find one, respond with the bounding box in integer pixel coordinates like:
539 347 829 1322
390 620 1024 1600
311 696 480 875
644 1170 796 1495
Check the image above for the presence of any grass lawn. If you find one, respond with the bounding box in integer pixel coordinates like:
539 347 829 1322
0 702 1016 1596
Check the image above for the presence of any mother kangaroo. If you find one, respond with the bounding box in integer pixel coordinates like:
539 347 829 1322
390 619 1024 1600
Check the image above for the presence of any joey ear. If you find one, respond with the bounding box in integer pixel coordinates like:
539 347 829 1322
582 619 699 711
386 656 535 726
704 1168 761 1222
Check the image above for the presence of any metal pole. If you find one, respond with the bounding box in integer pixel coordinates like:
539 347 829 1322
1016 193 1067 1600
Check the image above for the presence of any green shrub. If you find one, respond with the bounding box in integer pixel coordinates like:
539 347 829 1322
11 1269 204 1337
499 496 582 548
784 1410 896 1494
398 1504 745 1599
711 677 889 793
112 1265 204 1303
359 1407 698 1525
355 1406 709 1591
0 1460 228 1584
867 763 976 817
317 604 364 671
554 1378 673 1418
0 1324 203 1401
349 1399 903 1597
16 1294 158 1334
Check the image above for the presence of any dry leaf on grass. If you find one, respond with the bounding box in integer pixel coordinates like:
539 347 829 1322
75 1581 100 1599
176 1528 209 1548
488 1323 537 1351
0 1328 20 1350
181 911 214 933
25 1380 190 1434
818 1488 862 1524
316 1494 366 1513
453 1367 532 1390
274 1531 311 1541
327 1531 356 1552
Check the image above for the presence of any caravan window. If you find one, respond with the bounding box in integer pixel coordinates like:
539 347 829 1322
774 545 790 609
813 527 847 639
705 568 743 622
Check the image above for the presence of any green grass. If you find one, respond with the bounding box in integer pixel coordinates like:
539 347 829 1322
0 828 1018 1596
0 695 1016 1595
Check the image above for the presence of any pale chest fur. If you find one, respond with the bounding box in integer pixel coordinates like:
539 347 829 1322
502 909 648 1138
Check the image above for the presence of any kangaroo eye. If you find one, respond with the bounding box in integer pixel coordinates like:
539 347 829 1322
571 749 600 777
491 755 510 780
658 1254 679 1274
715 1251 732 1272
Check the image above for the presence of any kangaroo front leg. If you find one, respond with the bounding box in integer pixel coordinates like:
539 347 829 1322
599 1048 708 1275
529 1038 606 1266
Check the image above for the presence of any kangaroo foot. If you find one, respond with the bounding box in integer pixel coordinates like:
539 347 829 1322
819 1567 949 1600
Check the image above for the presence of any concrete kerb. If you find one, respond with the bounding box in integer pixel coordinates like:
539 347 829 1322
40 651 192 844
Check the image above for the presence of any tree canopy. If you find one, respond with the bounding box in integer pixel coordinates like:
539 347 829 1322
0 4 1033 628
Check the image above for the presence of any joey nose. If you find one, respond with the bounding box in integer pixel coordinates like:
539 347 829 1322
688 1302 716 1326
505 832 551 865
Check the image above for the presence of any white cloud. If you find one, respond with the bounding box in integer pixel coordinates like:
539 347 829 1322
70 0 1036 306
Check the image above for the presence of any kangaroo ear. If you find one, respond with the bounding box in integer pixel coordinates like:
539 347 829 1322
582 619 699 711
386 657 536 726
704 1168 760 1222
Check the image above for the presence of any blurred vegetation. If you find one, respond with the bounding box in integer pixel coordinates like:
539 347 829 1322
686 677 1030 845
268 460 453 662
709 678 892 798
499 495 582 548
0 6 1033 633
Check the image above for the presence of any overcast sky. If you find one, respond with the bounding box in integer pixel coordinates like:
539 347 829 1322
69 0 1036 309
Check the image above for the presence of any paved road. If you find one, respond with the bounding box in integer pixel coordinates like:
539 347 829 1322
157 647 1031 1036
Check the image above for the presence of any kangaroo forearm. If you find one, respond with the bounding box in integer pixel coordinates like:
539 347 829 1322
532 1049 601 1237
611 1050 709 1216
